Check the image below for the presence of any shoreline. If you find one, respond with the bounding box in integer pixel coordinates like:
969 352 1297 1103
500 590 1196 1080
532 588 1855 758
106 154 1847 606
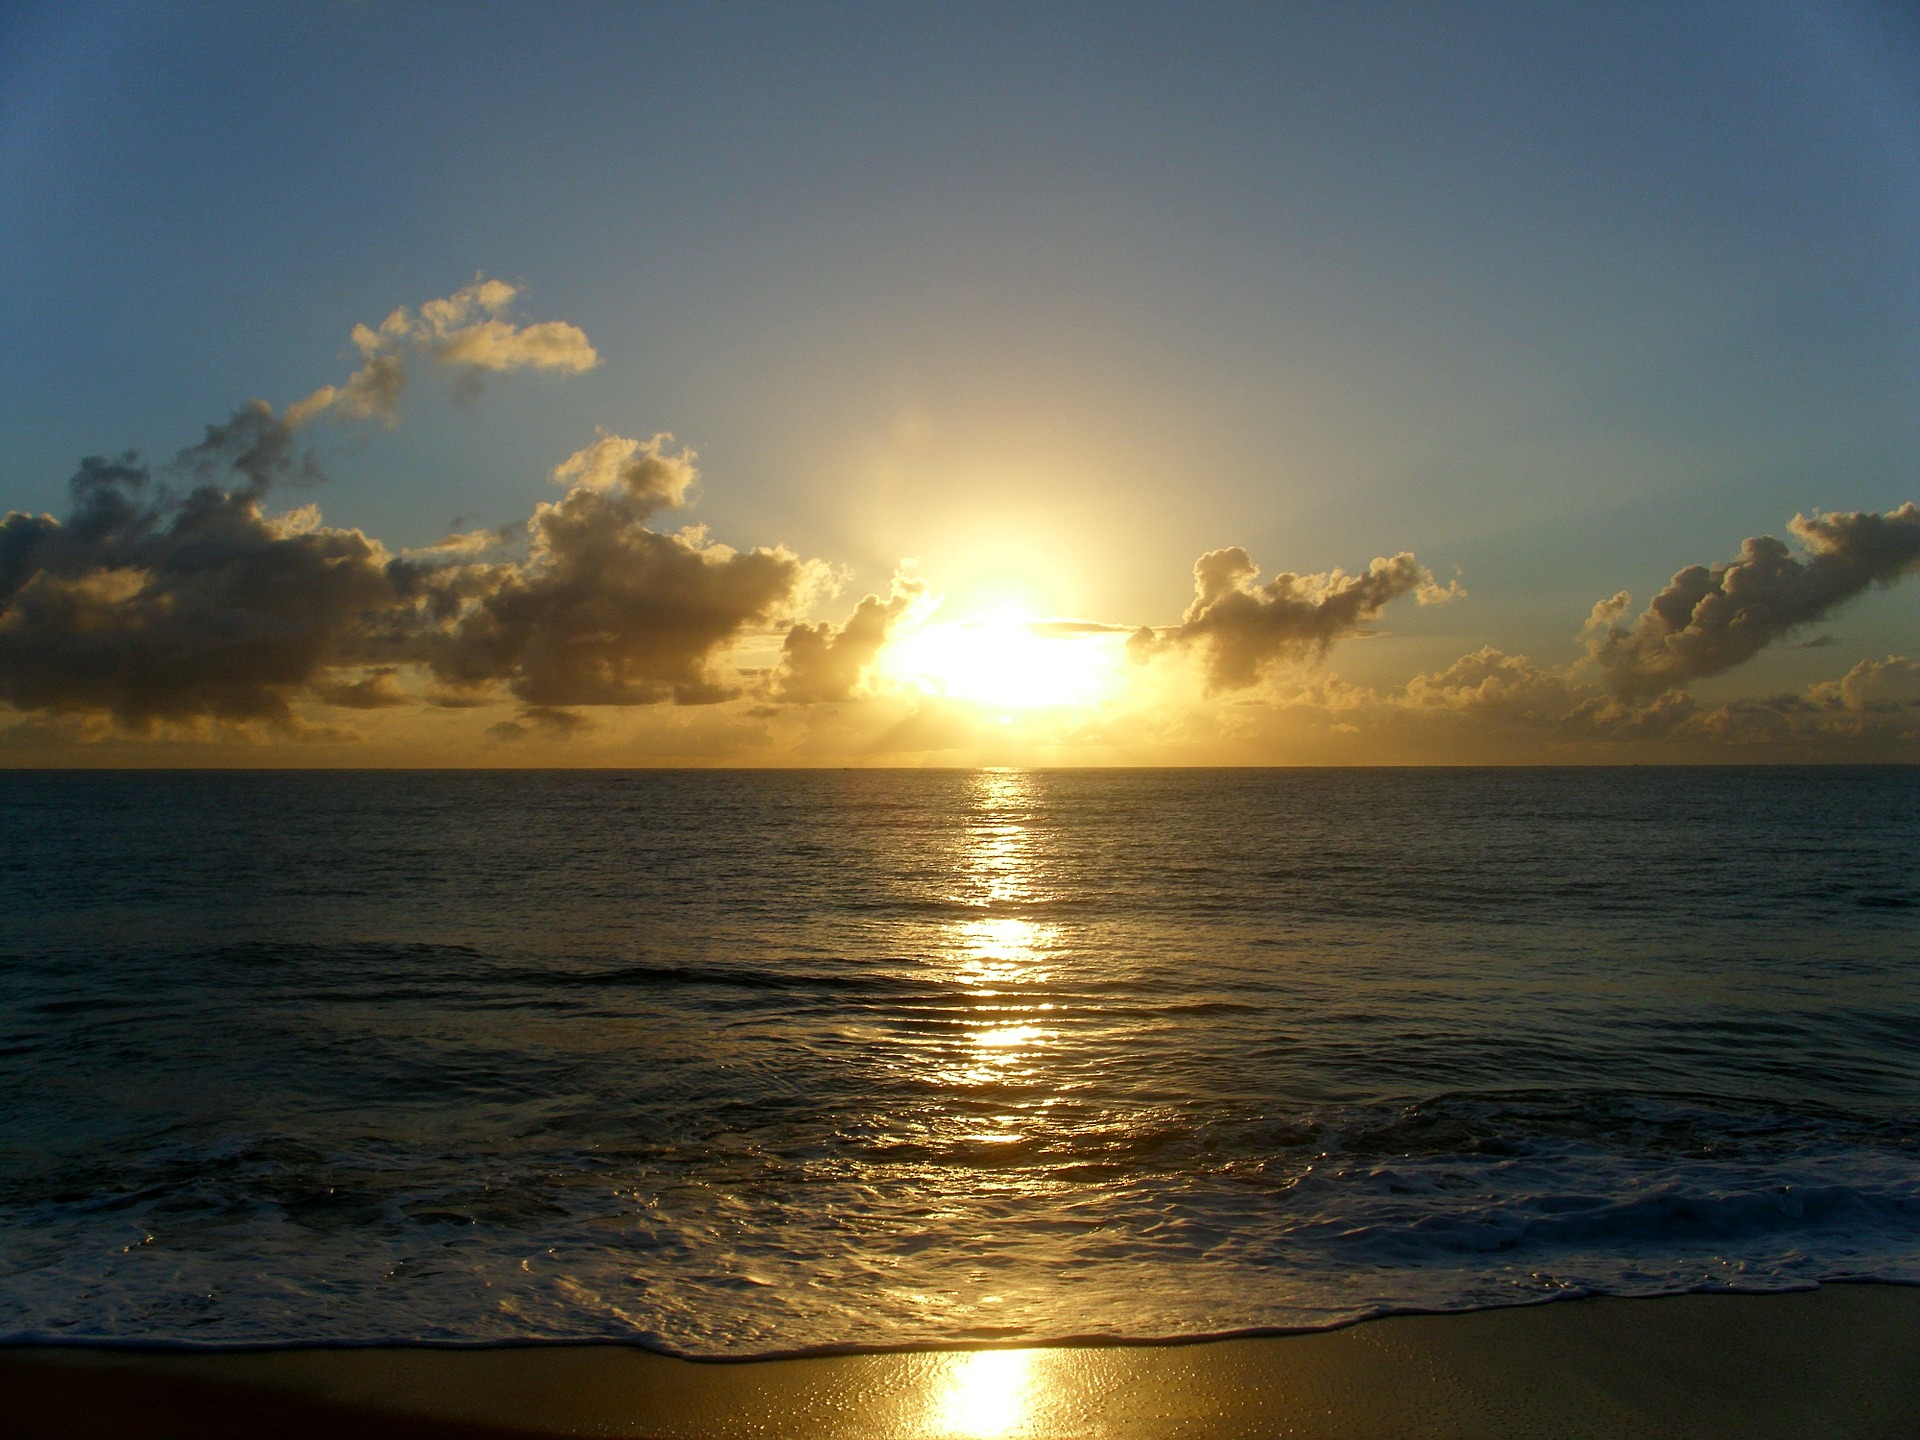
3 1277 1913 1363
7 1283 1919 1438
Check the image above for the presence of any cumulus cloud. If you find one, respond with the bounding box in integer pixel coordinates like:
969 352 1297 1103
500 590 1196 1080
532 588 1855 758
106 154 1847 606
1132 546 1458 691
1400 646 1586 725
424 435 820 707
1391 647 1738 743
2 418 822 730
286 277 598 427
0 437 404 729
1378 644 1920 753
548 430 696 507
10 261 1912 766
1586 504 1920 698
1808 655 1920 714
0 289 842 740
773 575 930 704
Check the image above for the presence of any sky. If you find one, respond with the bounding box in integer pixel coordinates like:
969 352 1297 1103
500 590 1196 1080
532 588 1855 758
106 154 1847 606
1 0 1916 765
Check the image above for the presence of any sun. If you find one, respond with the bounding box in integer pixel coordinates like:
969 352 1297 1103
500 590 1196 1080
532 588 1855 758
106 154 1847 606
880 603 1121 710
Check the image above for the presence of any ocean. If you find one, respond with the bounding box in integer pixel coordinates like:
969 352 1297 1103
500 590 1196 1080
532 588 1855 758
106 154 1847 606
1 767 1916 1356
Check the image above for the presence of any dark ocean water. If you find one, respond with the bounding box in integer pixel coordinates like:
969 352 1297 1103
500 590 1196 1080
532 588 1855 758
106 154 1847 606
1 767 1916 1355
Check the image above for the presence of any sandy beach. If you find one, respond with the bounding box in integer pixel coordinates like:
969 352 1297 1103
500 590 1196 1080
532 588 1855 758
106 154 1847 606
6 1283 1918 1439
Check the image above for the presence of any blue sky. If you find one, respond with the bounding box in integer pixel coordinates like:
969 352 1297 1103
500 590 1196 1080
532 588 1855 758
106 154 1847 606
1 2 1916 761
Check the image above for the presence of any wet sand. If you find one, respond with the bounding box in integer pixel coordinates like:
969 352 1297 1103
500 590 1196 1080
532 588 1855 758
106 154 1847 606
5 1283 1918 1439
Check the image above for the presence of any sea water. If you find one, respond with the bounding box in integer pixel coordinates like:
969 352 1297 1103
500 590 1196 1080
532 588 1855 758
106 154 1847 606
1 767 1915 1355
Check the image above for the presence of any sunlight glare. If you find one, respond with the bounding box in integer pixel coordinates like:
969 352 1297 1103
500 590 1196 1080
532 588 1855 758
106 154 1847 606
970 1024 1044 1051
931 1349 1038 1438
882 607 1119 710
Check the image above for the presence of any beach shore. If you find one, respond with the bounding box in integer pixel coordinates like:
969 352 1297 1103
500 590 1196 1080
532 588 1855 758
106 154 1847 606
6 1283 1917 1439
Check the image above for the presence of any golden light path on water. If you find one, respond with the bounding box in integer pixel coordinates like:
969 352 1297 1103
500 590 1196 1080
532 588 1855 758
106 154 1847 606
949 769 1055 1133
924 771 1057 1435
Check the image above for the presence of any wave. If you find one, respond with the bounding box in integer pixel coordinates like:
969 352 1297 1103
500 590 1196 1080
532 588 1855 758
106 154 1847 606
1324 1181 1920 1259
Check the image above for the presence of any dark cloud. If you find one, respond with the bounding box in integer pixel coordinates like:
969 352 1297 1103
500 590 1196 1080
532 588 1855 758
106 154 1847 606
1586 504 1920 698
0 286 828 738
485 705 591 743
1400 646 1585 726
10 267 1910 761
1133 546 1456 691
424 689 494 709
1557 689 1702 740
424 436 816 707
315 668 408 709
0 430 404 730
1809 655 1920 715
1386 646 1920 752
178 401 323 494
1391 647 1710 742
1 425 820 729
773 577 927 704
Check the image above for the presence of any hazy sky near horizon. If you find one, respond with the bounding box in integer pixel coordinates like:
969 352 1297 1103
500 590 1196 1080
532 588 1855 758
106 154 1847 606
2 1 1917 763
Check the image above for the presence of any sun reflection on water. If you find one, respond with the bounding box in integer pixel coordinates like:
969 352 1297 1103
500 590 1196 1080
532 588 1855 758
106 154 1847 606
970 1024 1044 1050
898 771 1080 1323
939 773 1060 1094
947 912 1054 1091
930 1349 1039 1438
965 770 1040 908
956 917 1051 986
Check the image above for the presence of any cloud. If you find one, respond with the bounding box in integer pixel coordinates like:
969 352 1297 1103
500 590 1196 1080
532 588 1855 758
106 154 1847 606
1400 646 1586 725
0 441 404 730
773 575 929 704
284 353 405 428
1086 643 1914 765
1032 619 1132 637
1391 647 1749 744
8 268 1911 766
1586 504 1920 698
286 277 598 427
548 430 698 507
315 668 408 709
177 400 323 494
401 526 515 559
0 293 834 744
424 435 821 706
1380 645 1920 753
1808 655 1920 714
486 705 592 743
1 417 822 730
1132 546 1458 691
